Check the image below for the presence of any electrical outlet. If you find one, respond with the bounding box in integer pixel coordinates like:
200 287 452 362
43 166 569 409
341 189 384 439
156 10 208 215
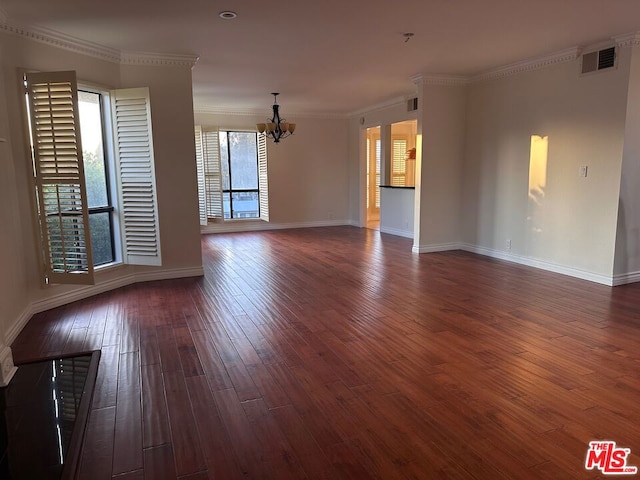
579 165 588 177
506 239 512 250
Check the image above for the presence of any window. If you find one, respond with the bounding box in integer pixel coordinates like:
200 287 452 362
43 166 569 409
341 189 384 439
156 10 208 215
195 127 268 224
78 90 115 266
391 139 408 186
24 71 162 285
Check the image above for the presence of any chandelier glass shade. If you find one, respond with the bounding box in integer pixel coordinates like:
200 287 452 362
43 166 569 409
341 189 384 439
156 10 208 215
257 93 296 143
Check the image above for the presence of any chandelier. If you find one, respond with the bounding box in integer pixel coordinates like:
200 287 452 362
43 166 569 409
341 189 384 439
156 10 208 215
257 93 296 143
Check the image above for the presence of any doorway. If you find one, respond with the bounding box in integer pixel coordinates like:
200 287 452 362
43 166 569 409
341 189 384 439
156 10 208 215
365 126 381 229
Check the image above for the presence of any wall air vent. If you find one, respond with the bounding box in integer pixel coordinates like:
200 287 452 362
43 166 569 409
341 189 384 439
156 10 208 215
581 46 616 74
407 97 418 112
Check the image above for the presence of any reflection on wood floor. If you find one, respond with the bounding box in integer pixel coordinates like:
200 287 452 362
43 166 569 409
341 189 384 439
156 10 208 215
11 226 640 479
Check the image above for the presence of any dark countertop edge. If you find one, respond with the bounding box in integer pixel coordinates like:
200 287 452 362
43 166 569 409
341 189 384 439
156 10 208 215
379 185 415 189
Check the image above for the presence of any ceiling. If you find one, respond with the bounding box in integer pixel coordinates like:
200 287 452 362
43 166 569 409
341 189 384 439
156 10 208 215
2 0 640 115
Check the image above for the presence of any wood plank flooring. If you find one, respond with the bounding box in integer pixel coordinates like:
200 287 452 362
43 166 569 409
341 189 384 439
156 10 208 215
11 226 640 479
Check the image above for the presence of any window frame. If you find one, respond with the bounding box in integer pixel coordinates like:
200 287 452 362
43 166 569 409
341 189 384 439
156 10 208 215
219 130 261 220
195 126 269 224
22 70 162 286
76 85 120 267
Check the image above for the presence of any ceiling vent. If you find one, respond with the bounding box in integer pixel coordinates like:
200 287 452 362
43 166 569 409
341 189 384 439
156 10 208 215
407 97 418 112
581 46 616 74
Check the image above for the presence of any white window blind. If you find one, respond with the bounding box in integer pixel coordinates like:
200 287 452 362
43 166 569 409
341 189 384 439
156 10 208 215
194 126 207 226
258 133 269 221
201 128 223 219
375 139 381 208
366 138 370 209
111 87 162 266
25 71 95 285
391 139 407 186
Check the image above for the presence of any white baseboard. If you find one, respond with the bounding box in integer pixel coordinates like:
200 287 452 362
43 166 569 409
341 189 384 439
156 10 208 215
612 271 640 286
412 242 461 253
7 265 204 346
380 226 414 239
6 307 36 348
201 219 350 234
0 345 17 387
134 266 204 283
460 243 613 286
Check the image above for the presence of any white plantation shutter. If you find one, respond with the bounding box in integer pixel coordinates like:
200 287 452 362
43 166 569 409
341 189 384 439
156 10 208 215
391 139 407 186
194 126 208 226
25 71 94 285
258 133 269 221
202 128 223 219
111 87 161 266
375 139 381 208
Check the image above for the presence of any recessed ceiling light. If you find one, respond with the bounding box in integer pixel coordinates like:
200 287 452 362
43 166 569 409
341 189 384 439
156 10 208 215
219 11 237 19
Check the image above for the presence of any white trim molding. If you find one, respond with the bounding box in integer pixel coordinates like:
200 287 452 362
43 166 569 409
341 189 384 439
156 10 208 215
194 106 346 119
348 96 408 117
411 74 469 87
411 242 461 254
6 265 204 346
380 226 414 239
0 17 198 68
120 51 199 68
1 19 121 62
459 243 613 286
614 32 640 48
0 344 17 387
612 271 640 286
202 219 350 234
6 307 33 351
470 47 580 83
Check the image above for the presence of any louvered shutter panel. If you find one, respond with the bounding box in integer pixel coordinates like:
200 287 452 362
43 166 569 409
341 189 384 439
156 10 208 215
26 71 94 285
391 139 407 186
375 139 381 208
202 128 223 219
111 87 161 266
258 133 269 221
366 138 370 209
194 126 208 226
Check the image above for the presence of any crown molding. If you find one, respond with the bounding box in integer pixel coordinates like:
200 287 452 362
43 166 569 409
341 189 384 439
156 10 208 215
0 17 198 68
120 51 199 68
613 31 640 48
194 106 346 119
1 19 121 62
411 74 469 86
348 96 407 117
411 47 580 87
469 47 580 83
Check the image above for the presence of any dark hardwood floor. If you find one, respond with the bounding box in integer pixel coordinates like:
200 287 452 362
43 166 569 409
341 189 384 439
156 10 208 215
11 226 640 479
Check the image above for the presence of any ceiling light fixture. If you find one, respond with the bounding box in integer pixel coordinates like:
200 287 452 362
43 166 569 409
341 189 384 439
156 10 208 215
257 93 296 143
219 11 237 19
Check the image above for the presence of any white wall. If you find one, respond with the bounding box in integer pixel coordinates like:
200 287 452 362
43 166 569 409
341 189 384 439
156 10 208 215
614 45 640 279
120 64 202 271
414 83 467 251
462 55 630 278
380 187 415 238
0 31 203 345
0 41 29 349
195 112 350 227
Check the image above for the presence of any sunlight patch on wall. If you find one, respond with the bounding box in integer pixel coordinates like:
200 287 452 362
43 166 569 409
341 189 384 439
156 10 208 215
528 135 548 206
527 135 549 242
